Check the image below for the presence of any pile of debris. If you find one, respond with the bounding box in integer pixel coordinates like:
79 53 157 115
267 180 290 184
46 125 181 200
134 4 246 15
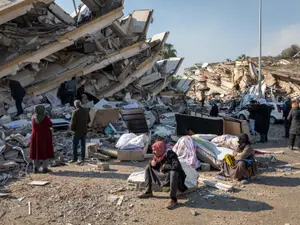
0 0 184 117
175 57 300 101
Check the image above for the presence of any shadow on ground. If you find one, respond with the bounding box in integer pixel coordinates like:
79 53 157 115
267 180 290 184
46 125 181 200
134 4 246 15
185 194 273 212
51 170 130 180
255 176 300 187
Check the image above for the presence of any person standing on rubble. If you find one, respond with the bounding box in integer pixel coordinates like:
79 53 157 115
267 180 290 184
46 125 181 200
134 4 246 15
66 77 77 106
248 100 258 135
210 100 219 117
30 105 54 173
283 97 292 138
255 99 271 143
287 102 300 150
7 79 26 116
57 81 67 105
138 141 188 209
69 100 90 164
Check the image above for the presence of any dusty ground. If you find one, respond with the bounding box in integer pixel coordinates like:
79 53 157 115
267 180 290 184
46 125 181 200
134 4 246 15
1 125 300 225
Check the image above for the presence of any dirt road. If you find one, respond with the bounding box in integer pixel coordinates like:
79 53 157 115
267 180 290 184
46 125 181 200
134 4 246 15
1 125 300 225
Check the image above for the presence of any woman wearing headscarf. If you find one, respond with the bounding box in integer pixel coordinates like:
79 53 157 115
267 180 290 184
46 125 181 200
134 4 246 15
217 133 258 183
138 141 188 209
30 105 54 173
287 102 300 150
250 98 271 142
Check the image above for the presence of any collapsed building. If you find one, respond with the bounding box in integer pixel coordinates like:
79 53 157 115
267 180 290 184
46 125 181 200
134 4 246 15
176 57 300 103
0 0 184 116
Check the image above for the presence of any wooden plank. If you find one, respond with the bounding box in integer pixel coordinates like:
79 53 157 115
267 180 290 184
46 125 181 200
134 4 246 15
28 181 50 186
198 177 233 191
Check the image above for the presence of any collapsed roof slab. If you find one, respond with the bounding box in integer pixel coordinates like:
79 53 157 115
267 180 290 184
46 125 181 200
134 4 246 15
98 54 161 99
147 57 184 96
0 0 53 25
26 41 151 95
0 6 124 79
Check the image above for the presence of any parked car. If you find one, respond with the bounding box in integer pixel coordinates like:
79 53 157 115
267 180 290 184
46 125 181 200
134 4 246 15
236 102 284 124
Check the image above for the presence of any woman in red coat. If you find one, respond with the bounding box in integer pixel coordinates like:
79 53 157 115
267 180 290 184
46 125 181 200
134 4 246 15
30 105 54 173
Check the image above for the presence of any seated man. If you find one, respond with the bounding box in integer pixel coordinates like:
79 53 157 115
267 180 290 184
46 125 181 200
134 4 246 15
217 133 258 183
138 141 188 209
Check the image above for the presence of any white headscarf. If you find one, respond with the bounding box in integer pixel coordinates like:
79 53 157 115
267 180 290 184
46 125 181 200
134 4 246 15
258 98 267 105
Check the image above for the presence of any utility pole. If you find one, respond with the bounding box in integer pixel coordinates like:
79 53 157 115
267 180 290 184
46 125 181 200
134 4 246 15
258 0 263 98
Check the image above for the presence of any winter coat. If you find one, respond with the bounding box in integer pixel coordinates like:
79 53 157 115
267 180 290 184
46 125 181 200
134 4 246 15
30 116 54 160
70 107 91 135
288 108 300 135
9 80 26 101
283 101 292 119
152 150 188 193
67 79 77 93
251 104 271 134
210 105 219 117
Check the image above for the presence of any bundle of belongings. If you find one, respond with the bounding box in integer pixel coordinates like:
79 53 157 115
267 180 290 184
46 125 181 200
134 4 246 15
116 133 148 151
172 134 237 169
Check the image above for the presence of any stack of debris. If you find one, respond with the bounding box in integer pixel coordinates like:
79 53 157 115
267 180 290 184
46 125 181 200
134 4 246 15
0 0 184 118
177 57 300 101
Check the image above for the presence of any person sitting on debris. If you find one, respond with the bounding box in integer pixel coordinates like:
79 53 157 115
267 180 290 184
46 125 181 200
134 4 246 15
69 100 90 164
66 77 77 106
217 133 258 183
7 79 26 116
30 105 54 173
57 81 67 105
138 141 188 209
287 102 300 150
210 101 219 117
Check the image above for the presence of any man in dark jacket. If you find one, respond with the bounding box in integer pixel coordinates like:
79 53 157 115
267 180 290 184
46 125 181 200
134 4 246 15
283 98 292 138
8 79 26 116
287 102 300 150
138 141 188 209
57 81 67 105
66 77 77 106
69 100 90 164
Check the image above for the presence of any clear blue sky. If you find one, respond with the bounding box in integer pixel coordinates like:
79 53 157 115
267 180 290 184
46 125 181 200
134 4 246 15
56 0 300 74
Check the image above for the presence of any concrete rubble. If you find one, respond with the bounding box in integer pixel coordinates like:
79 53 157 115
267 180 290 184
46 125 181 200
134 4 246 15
175 57 300 102
0 0 185 118
0 0 187 183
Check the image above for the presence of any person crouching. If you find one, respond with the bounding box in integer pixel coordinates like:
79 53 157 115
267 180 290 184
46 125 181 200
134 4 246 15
138 141 188 209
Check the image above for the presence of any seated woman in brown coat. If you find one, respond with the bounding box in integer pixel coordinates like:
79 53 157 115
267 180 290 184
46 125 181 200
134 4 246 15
217 133 258 183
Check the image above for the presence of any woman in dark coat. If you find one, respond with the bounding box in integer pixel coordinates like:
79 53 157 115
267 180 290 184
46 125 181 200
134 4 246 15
138 141 188 210
287 102 300 150
251 99 271 142
30 105 54 173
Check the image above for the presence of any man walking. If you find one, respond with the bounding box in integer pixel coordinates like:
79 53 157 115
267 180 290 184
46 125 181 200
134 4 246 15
8 79 26 116
69 100 90 164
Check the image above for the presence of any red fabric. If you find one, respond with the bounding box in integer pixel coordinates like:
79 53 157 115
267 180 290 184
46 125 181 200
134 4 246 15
30 115 54 160
152 141 166 162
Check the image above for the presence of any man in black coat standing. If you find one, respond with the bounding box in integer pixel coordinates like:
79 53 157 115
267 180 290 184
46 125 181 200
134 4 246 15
8 79 26 116
283 98 292 138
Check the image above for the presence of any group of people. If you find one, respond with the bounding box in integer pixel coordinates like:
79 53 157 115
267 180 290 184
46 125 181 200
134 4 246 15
247 98 271 143
29 100 90 172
